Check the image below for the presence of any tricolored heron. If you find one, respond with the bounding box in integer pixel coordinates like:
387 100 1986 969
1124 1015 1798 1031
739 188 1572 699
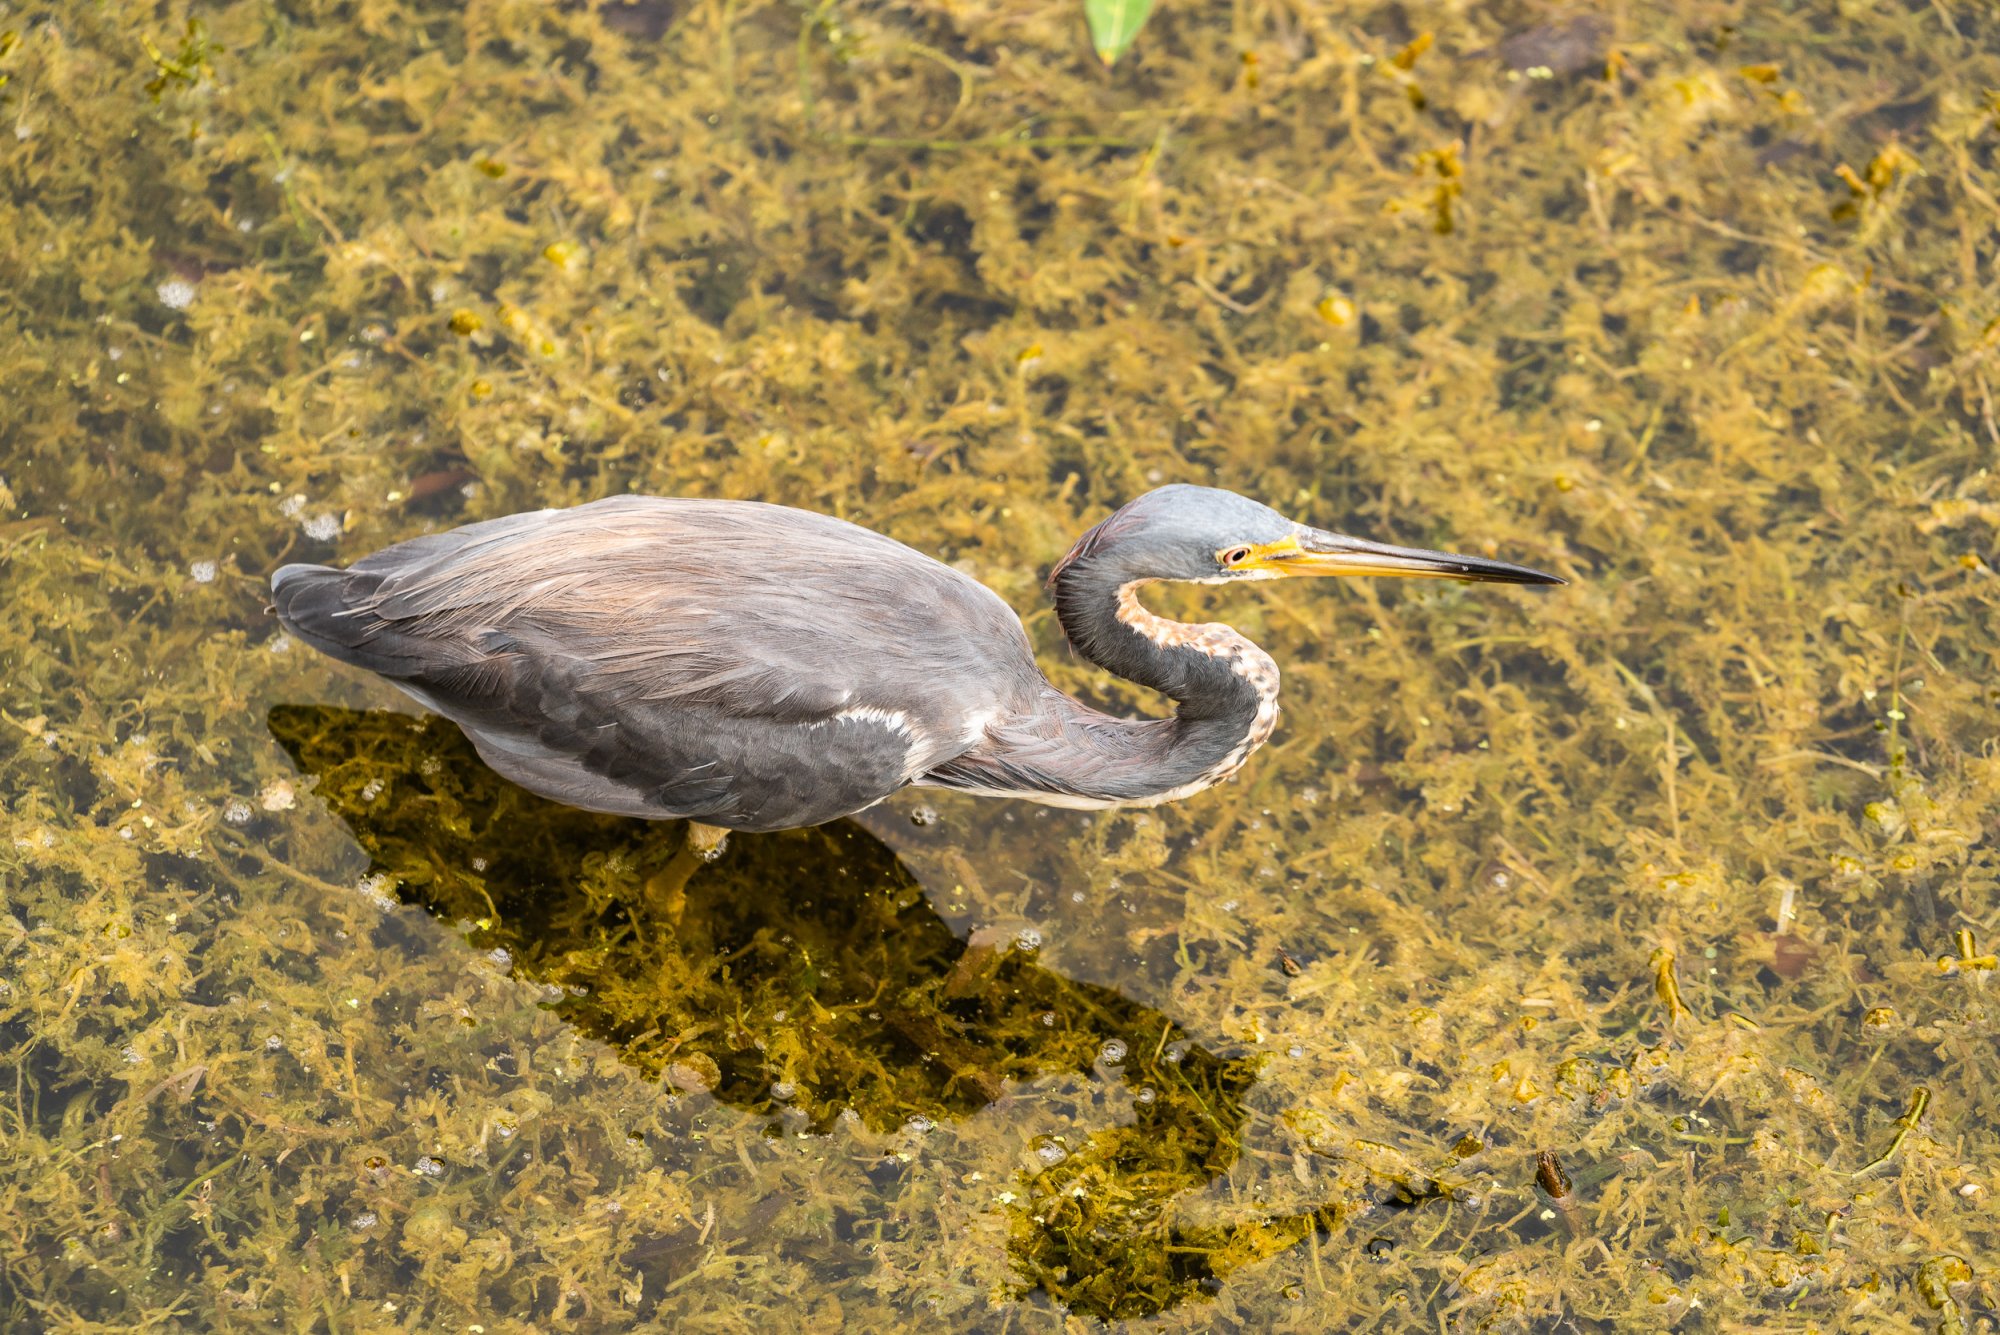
271 486 1561 852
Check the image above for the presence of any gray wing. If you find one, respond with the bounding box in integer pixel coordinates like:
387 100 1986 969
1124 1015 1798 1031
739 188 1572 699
270 496 1040 830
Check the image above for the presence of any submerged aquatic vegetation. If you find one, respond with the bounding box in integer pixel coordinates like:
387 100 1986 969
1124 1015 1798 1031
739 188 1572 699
1 0 1998 1329
271 706 1274 1319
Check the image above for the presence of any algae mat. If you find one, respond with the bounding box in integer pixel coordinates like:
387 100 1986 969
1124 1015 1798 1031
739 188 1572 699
3 0 1999 1329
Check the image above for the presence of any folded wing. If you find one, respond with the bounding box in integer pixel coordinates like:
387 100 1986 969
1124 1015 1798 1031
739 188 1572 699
271 496 1037 829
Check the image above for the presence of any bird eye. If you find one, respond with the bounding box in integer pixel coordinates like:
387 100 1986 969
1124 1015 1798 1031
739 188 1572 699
1221 546 1253 567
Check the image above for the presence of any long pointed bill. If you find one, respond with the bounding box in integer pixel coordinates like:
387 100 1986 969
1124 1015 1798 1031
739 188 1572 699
1270 528 1566 585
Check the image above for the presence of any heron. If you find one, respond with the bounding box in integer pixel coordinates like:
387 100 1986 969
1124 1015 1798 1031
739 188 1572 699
271 485 1561 858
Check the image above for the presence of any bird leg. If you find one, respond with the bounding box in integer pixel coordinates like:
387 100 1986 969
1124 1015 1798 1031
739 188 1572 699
639 822 731 928
641 851 697 928
685 820 730 862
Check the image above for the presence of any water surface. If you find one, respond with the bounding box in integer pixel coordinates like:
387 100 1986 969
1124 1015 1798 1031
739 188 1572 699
2 1 1997 1329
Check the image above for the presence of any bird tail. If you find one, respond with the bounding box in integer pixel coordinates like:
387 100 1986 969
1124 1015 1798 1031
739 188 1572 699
270 563 350 650
270 564 420 678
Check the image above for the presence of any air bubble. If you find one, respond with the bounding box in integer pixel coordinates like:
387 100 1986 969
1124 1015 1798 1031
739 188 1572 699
357 874 397 911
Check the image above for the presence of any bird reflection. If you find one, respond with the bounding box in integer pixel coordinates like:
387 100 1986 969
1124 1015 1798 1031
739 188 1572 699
268 705 1362 1321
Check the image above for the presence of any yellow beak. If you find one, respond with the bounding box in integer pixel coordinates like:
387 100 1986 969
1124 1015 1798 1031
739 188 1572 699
1258 528 1565 585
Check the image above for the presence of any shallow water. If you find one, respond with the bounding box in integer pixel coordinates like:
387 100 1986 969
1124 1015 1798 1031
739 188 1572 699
4 0 1999 1329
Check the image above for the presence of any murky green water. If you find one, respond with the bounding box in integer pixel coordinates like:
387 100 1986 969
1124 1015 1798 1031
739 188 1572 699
4 1 1999 1329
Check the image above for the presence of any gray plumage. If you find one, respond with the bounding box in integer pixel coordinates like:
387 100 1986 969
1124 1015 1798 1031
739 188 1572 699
271 487 1560 831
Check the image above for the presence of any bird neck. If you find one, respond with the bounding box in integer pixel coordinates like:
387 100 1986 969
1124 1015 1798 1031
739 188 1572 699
1044 557 1281 802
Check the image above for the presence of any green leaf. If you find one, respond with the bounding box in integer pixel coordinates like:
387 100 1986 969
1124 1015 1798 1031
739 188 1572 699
1085 0 1155 67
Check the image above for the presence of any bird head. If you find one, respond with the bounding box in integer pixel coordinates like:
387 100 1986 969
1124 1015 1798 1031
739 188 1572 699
1052 484 1564 588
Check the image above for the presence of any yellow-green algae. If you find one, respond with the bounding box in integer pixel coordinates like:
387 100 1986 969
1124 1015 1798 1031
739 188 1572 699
1 0 1998 1329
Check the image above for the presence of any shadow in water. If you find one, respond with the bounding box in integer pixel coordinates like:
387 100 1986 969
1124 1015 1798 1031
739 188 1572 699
269 705 1359 1321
